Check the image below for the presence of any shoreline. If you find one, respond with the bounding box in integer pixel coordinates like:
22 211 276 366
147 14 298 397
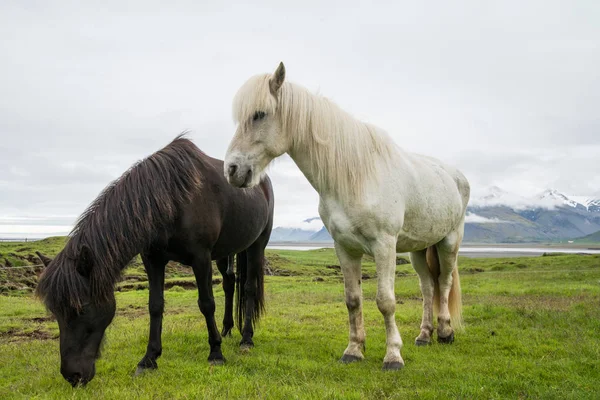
267 241 600 249
267 241 600 258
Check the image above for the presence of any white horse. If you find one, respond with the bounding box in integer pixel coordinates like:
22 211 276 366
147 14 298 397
224 62 470 370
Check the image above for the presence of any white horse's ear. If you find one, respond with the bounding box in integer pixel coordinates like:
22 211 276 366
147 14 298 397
269 62 286 95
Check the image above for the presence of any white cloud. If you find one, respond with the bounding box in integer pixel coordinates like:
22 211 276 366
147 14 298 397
468 193 562 211
464 213 507 224
0 225 72 238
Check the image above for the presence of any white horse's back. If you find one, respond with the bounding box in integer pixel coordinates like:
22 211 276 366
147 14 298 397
392 150 470 250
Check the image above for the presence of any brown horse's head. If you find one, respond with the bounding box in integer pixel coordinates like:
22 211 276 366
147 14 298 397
36 248 116 387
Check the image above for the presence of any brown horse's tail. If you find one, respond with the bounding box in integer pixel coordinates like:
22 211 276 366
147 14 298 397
426 246 463 331
235 251 265 332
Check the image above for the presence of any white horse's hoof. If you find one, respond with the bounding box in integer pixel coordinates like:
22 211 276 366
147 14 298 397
382 361 404 371
340 354 363 363
438 331 455 344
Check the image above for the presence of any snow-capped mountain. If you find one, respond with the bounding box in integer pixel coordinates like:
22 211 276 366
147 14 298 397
466 187 600 242
269 188 600 244
536 189 600 211
472 187 600 212
482 185 508 201
269 217 329 242
538 189 580 208
568 196 600 212
589 198 600 213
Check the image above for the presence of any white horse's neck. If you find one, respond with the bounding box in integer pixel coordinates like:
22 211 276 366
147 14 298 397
281 84 395 202
286 146 326 195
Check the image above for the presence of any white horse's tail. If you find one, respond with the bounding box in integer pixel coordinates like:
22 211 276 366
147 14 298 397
426 246 463 331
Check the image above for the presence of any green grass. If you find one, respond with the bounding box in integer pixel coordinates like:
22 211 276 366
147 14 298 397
1 242 600 399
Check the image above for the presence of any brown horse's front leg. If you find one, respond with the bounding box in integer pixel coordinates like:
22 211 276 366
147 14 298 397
193 251 225 364
136 252 167 375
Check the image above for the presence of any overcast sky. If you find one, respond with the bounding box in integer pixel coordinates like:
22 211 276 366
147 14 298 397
1 1 599 237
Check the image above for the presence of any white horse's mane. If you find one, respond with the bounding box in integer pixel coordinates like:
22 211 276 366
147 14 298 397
233 73 396 201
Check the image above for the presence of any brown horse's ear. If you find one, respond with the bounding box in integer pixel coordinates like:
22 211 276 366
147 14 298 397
76 245 93 278
269 62 286 95
36 251 53 267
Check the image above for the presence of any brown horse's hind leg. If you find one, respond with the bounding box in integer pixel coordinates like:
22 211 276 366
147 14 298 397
238 237 267 351
239 248 259 350
217 256 235 337
135 252 167 375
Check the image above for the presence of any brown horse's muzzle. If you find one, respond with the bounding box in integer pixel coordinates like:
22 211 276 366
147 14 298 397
61 359 96 387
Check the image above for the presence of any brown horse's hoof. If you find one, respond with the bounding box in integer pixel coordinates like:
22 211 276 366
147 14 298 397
382 361 404 371
415 339 431 346
208 352 226 365
134 365 156 376
340 354 363 364
240 343 254 353
240 337 254 352
134 357 158 377
438 332 455 344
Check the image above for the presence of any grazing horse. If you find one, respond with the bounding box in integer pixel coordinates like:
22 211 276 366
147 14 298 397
224 63 470 370
36 134 274 386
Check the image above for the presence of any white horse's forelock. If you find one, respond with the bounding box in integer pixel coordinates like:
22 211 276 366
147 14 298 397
232 74 278 129
232 72 396 202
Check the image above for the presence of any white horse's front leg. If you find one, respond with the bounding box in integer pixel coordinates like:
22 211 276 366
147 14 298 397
335 242 366 363
373 237 404 370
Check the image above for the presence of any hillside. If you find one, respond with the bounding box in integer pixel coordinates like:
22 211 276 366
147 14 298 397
464 205 600 243
575 230 600 243
269 227 316 242
464 188 600 243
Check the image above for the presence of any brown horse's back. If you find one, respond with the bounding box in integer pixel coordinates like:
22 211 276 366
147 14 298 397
163 151 273 263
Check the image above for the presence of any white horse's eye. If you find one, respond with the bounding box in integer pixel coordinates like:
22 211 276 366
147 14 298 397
253 111 266 121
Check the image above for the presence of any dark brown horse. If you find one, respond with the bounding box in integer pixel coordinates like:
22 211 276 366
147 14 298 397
35 134 274 386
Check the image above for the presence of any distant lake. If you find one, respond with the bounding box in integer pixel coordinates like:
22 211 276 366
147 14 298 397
267 243 600 258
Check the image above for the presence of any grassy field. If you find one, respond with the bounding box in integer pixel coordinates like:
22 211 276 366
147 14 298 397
1 239 599 399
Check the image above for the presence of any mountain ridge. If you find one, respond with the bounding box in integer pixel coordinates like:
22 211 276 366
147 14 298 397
270 187 600 244
574 229 600 243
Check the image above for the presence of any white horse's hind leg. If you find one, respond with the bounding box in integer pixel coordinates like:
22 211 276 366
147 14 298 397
373 237 404 370
410 250 435 345
335 243 366 362
435 229 462 343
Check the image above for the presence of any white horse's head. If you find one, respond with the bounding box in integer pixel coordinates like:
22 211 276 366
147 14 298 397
224 62 288 188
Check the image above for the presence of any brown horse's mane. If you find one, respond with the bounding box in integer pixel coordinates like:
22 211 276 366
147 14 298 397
36 133 205 316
